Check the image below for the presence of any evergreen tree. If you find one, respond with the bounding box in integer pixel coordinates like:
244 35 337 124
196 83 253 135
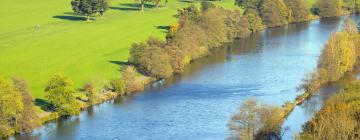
71 0 109 20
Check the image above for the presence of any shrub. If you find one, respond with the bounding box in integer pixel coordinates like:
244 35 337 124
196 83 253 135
110 79 125 96
315 0 343 17
122 66 145 94
83 83 98 104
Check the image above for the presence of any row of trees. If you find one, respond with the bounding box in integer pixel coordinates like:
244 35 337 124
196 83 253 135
301 18 359 94
235 0 311 27
1 66 147 137
129 3 254 78
0 76 39 137
312 0 360 17
301 81 360 139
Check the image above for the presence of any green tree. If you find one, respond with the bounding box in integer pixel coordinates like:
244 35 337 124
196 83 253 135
71 0 109 20
235 0 261 9
45 74 80 116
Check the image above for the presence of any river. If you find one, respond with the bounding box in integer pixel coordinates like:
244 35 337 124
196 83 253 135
12 15 360 140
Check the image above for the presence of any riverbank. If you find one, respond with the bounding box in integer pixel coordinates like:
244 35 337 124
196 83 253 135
9 8 357 140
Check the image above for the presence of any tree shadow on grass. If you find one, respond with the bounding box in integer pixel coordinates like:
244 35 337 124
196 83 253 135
53 15 87 21
35 98 54 112
110 3 156 11
109 60 130 71
156 25 170 33
109 6 139 11
179 0 198 3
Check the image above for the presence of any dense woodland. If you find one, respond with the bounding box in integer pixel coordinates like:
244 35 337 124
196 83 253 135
1 0 360 138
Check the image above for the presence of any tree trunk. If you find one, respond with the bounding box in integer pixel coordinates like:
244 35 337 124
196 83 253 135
86 16 90 21
141 3 144 11
165 0 167 7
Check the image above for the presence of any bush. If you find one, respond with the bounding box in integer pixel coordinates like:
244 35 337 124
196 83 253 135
110 79 125 96
83 83 98 104
122 66 145 94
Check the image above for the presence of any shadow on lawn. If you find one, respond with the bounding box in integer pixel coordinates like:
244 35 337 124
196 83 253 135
35 98 54 112
156 25 170 33
109 61 130 71
53 15 87 21
110 3 156 11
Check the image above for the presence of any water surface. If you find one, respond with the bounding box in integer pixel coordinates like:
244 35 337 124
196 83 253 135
13 16 360 140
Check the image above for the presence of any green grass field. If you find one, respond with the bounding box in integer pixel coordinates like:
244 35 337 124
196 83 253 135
0 0 239 99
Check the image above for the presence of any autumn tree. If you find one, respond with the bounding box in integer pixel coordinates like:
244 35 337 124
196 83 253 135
12 78 39 133
284 0 311 22
314 0 343 17
122 66 145 94
83 83 97 104
45 74 80 116
318 32 356 82
229 100 284 140
259 0 291 27
0 76 23 137
244 9 265 32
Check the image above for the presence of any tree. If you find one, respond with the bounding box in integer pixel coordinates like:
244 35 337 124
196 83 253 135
0 76 23 137
342 18 358 34
315 0 343 17
318 32 356 82
71 0 109 20
83 83 98 104
259 0 291 27
139 46 173 78
235 0 261 9
228 100 284 140
122 66 145 94
284 0 311 22
12 77 39 133
136 0 152 11
244 9 265 32
45 74 80 116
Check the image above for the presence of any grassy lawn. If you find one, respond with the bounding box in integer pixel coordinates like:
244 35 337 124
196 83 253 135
0 0 239 99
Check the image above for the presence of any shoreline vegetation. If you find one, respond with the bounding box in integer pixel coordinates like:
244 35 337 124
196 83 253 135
1 0 360 138
228 14 360 140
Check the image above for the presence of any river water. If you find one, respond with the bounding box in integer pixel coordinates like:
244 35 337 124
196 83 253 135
12 15 360 140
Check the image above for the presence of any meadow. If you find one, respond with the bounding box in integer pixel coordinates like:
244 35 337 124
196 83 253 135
0 0 314 99
0 0 238 99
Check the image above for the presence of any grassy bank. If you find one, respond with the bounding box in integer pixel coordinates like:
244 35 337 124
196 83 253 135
0 0 238 100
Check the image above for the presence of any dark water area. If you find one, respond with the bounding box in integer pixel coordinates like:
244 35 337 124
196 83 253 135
12 15 360 140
